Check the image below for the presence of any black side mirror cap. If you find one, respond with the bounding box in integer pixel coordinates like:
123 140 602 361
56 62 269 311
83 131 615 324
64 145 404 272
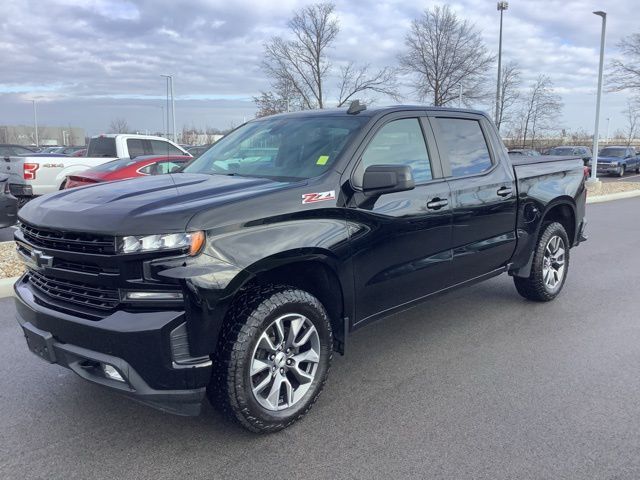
362 164 415 197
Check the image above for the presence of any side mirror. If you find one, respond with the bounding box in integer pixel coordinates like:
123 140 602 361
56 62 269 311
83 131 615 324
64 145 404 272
362 164 415 197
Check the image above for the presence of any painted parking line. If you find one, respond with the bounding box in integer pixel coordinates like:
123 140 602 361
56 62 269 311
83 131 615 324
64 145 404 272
616 174 640 181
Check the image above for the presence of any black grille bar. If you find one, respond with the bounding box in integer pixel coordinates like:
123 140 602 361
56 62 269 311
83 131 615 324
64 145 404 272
27 270 120 311
20 223 116 255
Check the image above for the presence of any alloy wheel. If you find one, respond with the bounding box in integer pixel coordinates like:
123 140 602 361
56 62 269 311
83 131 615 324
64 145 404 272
250 313 321 411
542 235 566 290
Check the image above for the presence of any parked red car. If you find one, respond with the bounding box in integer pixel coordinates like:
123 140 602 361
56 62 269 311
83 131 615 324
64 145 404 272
65 155 191 189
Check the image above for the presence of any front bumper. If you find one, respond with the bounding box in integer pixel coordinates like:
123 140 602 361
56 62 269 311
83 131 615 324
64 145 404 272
14 277 212 416
596 165 622 175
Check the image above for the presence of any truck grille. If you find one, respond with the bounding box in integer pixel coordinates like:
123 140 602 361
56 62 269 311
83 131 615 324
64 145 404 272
20 223 116 255
27 270 120 311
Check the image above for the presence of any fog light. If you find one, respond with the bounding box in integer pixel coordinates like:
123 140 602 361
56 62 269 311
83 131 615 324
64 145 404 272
124 291 183 300
102 364 124 382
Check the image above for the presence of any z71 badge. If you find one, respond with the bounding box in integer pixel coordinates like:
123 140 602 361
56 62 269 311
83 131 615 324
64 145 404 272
301 190 336 204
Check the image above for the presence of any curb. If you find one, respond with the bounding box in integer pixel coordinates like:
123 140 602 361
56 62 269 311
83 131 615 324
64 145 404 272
587 189 640 204
0 276 18 299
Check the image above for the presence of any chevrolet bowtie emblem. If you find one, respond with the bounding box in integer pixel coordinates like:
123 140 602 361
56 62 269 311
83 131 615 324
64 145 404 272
31 249 54 269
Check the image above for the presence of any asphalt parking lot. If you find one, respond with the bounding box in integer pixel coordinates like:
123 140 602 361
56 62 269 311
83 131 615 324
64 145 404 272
0 198 639 479
601 173 640 183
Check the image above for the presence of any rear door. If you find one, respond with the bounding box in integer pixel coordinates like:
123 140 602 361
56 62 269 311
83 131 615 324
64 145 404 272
429 113 517 284
347 112 454 324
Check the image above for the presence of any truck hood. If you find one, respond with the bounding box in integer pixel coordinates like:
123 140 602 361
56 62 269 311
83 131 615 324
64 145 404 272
19 173 290 235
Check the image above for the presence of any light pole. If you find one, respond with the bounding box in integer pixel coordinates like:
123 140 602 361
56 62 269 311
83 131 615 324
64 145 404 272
170 76 176 143
590 11 606 182
605 117 610 144
160 106 165 137
495 1 509 129
32 100 39 147
161 75 172 140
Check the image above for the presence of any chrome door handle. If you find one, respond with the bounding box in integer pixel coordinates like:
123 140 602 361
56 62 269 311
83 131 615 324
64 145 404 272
497 187 513 197
427 198 449 210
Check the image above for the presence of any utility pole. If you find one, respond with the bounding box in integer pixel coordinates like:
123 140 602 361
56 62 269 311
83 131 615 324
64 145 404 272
495 2 509 129
161 106 165 137
32 100 39 147
161 75 171 139
459 84 463 107
170 76 176 143
590 11 607 183
605 117 610 144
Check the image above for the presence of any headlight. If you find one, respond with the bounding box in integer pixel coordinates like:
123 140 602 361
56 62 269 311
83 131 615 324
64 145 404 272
119 231 205 255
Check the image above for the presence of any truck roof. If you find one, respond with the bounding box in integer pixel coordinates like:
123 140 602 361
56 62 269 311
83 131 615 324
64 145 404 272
91 133 174 140
262 105 489 121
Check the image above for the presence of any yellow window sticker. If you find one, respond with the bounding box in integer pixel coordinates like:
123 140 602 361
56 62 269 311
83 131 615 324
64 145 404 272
316 155 329 165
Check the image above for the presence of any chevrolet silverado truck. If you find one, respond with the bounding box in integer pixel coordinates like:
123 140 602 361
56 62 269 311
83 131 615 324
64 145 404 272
14 105 587 432
4 134 189 202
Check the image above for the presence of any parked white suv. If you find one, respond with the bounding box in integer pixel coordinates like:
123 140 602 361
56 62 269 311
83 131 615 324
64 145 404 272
5 134 189 200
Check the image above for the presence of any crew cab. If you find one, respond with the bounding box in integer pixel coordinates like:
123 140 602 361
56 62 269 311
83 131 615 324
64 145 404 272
13 105 587 433
4 134 188 201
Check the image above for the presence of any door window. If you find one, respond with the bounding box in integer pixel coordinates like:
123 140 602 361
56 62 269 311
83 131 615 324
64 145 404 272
435 118 492 177
149 140 184 156
355 118 432 187
126 139 145 159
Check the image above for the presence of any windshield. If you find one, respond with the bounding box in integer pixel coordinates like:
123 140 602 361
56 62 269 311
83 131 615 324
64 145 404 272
599 148 626 158
549 147 575 156
183 116 368 181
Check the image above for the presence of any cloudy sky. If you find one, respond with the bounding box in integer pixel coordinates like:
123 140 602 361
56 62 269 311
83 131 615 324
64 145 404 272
0 0 636 137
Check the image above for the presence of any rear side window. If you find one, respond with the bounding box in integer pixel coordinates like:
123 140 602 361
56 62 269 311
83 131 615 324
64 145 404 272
149 140 184 156
87 137 117 157
355 118 432 186
435 118 492 177
138 160 185 175
127 139 145 159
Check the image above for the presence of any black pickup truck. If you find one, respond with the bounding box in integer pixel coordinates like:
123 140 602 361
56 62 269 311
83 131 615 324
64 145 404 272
14 105 587 432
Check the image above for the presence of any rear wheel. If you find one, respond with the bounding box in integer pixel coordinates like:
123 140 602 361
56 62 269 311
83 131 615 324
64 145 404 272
209 286 333 433
514 222 570 302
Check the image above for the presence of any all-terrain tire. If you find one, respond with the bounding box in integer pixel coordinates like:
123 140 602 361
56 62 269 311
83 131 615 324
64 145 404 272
208 285 333 433
514 222 570 302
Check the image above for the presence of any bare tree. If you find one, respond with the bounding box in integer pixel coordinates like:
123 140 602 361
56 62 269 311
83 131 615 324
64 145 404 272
607 33 640 93
259 3 398 112
622 98 640 146
108 118 130 134
496 61 521 132
336 63 399 107
517 75 563 149
399 5 494 107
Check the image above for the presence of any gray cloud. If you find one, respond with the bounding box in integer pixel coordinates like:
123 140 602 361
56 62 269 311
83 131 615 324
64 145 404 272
0 0 636 135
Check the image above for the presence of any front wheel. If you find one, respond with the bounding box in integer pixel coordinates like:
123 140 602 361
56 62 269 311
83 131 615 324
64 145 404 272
618 165 626 177
514 222 570 302
209 286 333 433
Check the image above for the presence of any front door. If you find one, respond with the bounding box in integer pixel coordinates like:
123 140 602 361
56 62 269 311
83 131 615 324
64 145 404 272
346 114 454 324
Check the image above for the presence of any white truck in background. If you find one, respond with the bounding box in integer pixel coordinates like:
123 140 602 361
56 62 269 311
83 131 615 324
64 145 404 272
4 134 189 202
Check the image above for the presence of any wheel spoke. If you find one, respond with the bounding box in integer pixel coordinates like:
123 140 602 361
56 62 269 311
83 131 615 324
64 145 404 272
292 347 319 364
258 332 277 353
266 374 284 409
283 377 294 406
252 374 272 396
290 364 314 384
286 317 304 348
293 324 317 348
251 358 270 376
274 317 286 345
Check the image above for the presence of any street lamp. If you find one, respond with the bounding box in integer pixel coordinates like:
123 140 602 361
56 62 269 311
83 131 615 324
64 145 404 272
31 100 39 147
160 74 176 141
590 10 606 182
495 1 509 129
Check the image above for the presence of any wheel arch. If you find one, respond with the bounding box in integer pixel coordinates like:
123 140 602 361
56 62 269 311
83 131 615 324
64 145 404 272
540 197 577 246
228 250 350 354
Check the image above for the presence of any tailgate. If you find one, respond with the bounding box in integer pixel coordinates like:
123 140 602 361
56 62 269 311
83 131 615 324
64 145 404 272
2 156 25 185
